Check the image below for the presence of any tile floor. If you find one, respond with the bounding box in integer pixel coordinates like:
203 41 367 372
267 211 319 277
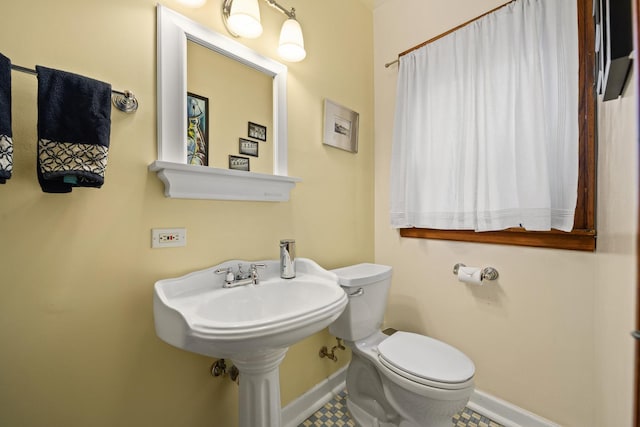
299 390 503 427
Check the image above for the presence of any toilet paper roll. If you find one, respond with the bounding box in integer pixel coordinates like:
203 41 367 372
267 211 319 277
457 266 483 285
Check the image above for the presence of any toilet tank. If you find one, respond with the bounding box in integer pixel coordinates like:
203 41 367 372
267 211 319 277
328 263 393 341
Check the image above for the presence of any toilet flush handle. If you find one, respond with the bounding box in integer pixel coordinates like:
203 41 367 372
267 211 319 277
347 288 364 297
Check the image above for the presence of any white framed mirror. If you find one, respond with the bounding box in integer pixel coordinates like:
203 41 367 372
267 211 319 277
149 4 300 201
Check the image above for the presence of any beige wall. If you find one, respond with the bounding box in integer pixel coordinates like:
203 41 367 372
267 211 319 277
373 1 637 426
594 71 638 426
0 1 373 426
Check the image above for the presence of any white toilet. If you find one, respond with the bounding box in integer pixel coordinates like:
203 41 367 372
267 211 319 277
329 263 475 427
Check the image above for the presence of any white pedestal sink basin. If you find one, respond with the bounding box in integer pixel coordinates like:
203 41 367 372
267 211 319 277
153 258 348 427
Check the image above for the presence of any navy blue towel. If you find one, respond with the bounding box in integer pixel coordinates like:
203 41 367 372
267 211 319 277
0 53 12 184
36 66 112 193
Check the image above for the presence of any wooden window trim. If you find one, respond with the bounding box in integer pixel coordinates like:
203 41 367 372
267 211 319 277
400 0 596 252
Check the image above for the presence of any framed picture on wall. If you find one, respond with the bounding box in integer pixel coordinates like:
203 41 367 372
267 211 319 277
323 99 359 153
594 0 633 101
239 138 259 157
186 92 209 165
229 155 250 171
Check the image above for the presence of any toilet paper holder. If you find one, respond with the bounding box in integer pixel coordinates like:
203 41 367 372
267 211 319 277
453 263 499 281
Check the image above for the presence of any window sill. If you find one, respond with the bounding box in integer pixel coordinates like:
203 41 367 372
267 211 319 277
399 227 596 251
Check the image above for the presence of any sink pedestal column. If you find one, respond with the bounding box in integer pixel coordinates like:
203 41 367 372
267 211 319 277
232 348 288 427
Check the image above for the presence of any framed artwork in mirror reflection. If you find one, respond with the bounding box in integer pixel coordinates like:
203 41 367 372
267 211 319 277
248 121 267 141
229 155 250 171
239 138 259 157
186 92 209 165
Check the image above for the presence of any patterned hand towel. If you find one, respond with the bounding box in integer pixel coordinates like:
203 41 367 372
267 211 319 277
36 66 111 193
0 53 12 184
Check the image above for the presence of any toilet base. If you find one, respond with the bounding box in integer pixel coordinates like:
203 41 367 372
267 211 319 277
347 393 460 427
347 398 397 427
380 373 470 427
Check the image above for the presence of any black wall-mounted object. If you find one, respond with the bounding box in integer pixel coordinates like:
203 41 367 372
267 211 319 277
596 0 633 101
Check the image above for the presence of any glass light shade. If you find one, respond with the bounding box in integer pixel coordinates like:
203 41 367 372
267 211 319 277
278 18 306 62
228 0 263 39
177 0 206 7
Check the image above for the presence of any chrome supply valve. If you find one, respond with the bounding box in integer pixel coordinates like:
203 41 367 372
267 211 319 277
210 359 240 384
319 338 346 362
211 359 227 376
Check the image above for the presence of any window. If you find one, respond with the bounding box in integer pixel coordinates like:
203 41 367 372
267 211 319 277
400 0 596 252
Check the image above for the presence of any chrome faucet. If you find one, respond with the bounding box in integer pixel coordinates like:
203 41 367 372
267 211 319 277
215 263 266 288
280 239 296 279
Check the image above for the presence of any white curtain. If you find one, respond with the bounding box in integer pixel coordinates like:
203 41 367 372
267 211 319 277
390 0 579 232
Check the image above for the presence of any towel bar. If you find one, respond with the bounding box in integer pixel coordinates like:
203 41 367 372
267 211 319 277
10 64 138 113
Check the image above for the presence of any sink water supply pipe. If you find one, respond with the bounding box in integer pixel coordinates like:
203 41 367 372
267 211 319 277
210 359 240 384
319 338 346 362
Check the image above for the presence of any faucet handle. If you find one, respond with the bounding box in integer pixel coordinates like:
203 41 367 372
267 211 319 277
214 267 235 285
250 263 266 284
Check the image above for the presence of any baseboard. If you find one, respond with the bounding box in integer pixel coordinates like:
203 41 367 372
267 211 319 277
281 366 348 427
282 367 559 427
467 389 560 427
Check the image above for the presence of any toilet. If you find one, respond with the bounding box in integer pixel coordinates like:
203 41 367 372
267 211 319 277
329 263 475 427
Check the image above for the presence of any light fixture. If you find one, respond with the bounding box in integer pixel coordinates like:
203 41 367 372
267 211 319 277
278 18 306 62
225 0 263 38
177 0 207 7
222 0 307 62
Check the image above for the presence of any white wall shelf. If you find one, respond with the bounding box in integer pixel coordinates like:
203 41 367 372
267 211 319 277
149 161 300 201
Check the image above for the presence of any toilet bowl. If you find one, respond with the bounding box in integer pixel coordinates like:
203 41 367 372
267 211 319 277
329 263 475 427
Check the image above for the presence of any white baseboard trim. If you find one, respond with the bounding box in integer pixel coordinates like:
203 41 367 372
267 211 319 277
467 389 560 427
282 367 559 427
281 366 348 427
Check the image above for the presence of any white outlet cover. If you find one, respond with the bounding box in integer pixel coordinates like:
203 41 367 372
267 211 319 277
151 228 187 248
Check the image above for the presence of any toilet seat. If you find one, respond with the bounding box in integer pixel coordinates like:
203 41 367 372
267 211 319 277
377 332 475 390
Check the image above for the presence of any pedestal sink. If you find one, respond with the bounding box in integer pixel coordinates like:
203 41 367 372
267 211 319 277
153 258 348 427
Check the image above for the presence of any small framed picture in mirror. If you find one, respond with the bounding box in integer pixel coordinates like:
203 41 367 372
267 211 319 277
239 138 259 157
186 92 209 165
229 155 250 171
248 122 267 141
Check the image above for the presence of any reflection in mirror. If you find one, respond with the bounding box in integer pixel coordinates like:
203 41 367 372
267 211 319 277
187 41 274 174
150 5 300 201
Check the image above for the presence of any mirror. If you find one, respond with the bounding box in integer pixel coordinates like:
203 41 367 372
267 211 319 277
149 5 300 201
187 40 274 174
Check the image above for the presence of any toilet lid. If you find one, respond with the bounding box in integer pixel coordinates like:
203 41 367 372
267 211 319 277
377 332 475 385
